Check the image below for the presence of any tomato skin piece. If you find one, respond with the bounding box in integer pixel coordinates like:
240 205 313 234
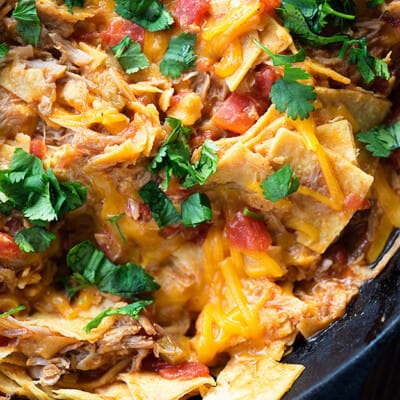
212 93 259 134
151 360 210 380
172 0 211 28
225 211 272 252
30 138 46 159
100 18 145 48
260 0 281 14
343 193 371 211
0 233 23 259
254 65 280 99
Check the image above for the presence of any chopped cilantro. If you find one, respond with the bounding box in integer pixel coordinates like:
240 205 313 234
243 207 264 221
139 180 181 229
270 66 316 120
261 164 300 202
160 33 197 79
0 148 87 252
278 1 349 47
111 36 150 74
339 37 390 84
84 300 152 333
0 305 26 319
357 121 400 158
12 0 41 47
63 0 84 13
0 43 9 60
149 118 218 190
107 213 127 245
367 0 384 7
181 193 212 227
115 0 174 32
66 241 160 298
14 227 56 253
254 40 306 65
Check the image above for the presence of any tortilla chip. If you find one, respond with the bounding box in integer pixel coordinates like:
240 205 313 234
120 371 215 400
203 356 304 400
95 382 133 400
53 389 105 400
269 129 373 253
316 87 391 132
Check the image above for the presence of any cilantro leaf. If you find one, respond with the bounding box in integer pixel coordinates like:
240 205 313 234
181 193 212 227
138 181 181 228
12 0 41 47
160 33 197 79
339 37 390 84
243 207 264 221
261 164 300 202
149 117 192 190
0 305 26 319
63 0 84 13
84 300 152 333
149 118 218 190
0 43 9 60
115 0 174 32
107 213 127 245
357 121 400 158
278 2 349 47
111 36 150 74
14 227 56 253
254 40 306 66
0 149 87 252
67 241 160 298
182 140 219 188
270 66 316 120
367 0 384 7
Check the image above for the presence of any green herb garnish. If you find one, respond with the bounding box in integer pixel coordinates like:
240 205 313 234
339 37 390 84
111 36 150 74
160 33 197 79
261 164 300 202
12 0 41 47
115 0 174 32
84 300 153 332
66 240 160 298
63 0 84 13
107 213 127 245
0 43 9 60
181 193 212 227
357 121 400 158
0 148 87 252
0 305 26 319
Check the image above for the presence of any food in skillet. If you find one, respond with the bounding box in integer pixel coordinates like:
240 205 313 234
0 0 399 399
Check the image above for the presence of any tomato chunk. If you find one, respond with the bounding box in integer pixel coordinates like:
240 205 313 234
172 0 210 28
212 93 259 134
152 360 210 380
30 138 46 159
100 17 145 48
0 233 23 259
225 211 272 252
344 193 371 211
254 65 280 99
260 0 281 14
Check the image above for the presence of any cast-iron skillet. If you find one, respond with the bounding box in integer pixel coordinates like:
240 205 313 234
283 231 400 400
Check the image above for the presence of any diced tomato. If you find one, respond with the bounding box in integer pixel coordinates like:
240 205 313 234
181 223 210 245
190 129 222 148
0 233 23 259
260 0 281 14
344 193 371 211
150 359 210 380
172 0 211 28
30 138 46 159
225 211 272 252
159 223 183 240
212 93 259 135
100 17 145 48
254 65 280 99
